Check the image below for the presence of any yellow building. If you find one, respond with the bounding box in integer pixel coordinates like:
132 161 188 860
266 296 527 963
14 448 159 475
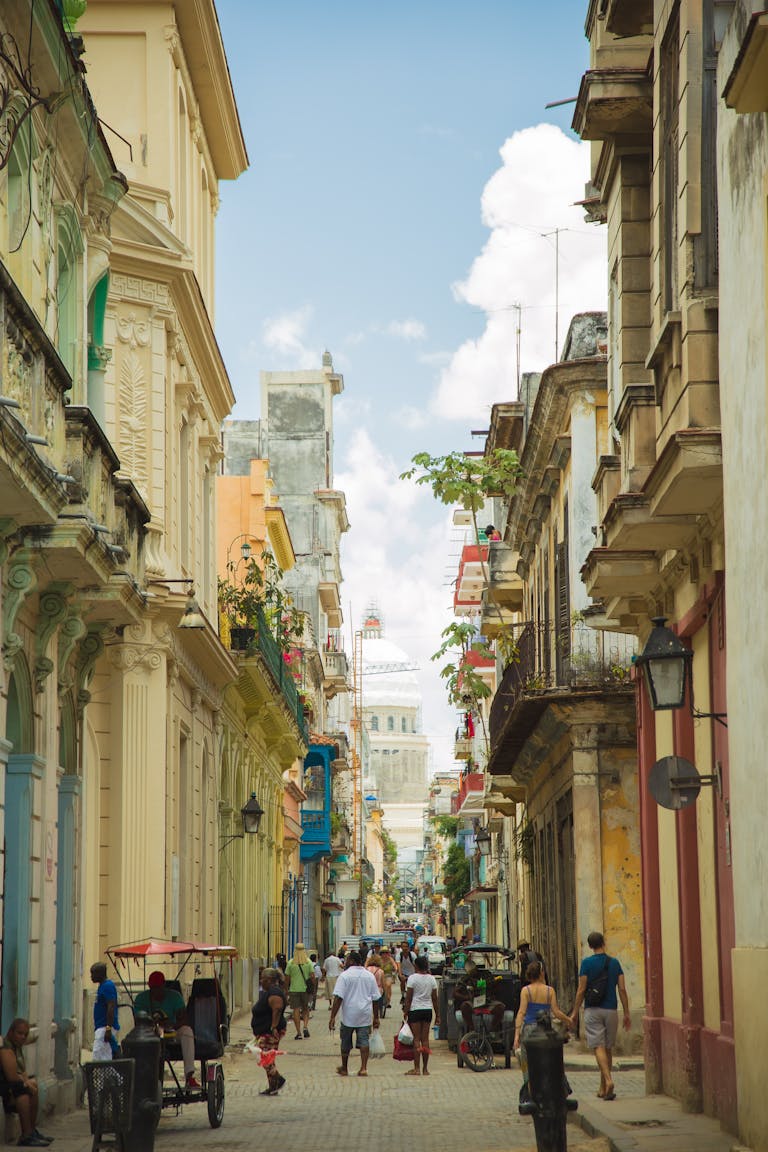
216 458 308 1004
0 0 136 1111
574 0 733 1131
484 317 642 1035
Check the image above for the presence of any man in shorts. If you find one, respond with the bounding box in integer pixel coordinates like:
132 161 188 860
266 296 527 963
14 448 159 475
328 951 380 1077
570 931 631 1100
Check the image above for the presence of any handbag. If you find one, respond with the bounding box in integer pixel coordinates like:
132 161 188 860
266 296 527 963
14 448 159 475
398 1021 414 1045
584 955 610 1008
369 1029 386 1058
393 1036 416 1062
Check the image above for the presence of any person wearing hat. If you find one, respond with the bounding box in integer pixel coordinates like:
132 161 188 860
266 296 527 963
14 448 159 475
134 971 200 1089
285 944 316 1039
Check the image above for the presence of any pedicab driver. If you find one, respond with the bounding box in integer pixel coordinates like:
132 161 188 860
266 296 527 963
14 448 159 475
134 970 200 1089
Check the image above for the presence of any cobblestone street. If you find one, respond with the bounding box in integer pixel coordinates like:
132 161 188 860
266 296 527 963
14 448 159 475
33 1006 621 1152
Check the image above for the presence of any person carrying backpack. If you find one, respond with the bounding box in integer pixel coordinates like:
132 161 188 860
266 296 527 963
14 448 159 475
517 940 547 985
569 931 631 1100
285 943 316 1039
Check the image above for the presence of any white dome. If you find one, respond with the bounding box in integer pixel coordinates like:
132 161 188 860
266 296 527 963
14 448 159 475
362 636 422 709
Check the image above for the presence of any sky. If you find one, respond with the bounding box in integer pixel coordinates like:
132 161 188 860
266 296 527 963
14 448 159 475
214 0 607 772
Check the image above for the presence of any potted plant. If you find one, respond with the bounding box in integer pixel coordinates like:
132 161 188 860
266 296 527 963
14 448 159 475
218 548 305 657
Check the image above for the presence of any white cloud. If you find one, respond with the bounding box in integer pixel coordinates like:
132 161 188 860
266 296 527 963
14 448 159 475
434 124 607 421
395 405 429 431
260 305 319 367
387 319 427 341
336 429 459 760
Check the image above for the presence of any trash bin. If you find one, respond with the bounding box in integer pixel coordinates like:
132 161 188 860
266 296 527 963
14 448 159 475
121 1013 162 1152
84 1059 134 1152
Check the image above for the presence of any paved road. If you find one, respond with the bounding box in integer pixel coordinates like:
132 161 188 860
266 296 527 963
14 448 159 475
33 1004 632 1152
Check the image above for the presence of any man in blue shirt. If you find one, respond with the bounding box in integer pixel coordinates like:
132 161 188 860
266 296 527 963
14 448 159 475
570 932 631 1100
90 962 120 1060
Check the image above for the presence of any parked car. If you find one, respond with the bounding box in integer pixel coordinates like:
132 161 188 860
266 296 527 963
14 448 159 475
415 935 448 974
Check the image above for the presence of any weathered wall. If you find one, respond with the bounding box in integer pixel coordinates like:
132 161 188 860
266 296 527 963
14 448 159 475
718 6 768 1147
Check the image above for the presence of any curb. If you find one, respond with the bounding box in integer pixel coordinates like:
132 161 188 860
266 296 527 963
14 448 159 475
572 1100 639 1152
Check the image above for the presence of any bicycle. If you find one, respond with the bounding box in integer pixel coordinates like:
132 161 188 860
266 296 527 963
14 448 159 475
457 1008 498 1072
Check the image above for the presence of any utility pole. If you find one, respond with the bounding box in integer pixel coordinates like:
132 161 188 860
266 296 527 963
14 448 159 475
541 227 561 361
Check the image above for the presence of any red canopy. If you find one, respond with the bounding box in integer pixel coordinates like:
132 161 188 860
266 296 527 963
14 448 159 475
107 938 236 959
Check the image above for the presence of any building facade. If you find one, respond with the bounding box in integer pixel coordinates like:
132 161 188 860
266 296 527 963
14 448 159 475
0 0 133 1107
575 0 734 1129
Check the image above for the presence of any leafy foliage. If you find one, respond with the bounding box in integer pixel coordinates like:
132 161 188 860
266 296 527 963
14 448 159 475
443 840 471 907
400 448 522 509
431 621 494 708
432 814 460 838
218 549 303 656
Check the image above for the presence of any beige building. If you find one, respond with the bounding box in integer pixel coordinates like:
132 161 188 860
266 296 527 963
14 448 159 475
574 0 734 1133
75 0 247 989
0 0 135 1107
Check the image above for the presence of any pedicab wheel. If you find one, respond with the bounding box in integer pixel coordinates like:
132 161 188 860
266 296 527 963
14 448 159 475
207 1065 225 1128
459 1031 494 1072
457 1044 464 1068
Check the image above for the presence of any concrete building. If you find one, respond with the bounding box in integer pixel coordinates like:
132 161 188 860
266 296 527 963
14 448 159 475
361 609 428 857
717 6 768 1148
222 354 351 946
574 0 733 1130
0 0 133 1108
76 0 247 979
485 315 641 1029
216 457 308 1005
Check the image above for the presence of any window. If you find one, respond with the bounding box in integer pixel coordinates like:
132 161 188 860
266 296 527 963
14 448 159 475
370 715 379 732
387 716 394 731
55 208 83 382
401 717 407 732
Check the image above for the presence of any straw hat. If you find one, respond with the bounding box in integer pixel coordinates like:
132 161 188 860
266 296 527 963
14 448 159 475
293 943 309 964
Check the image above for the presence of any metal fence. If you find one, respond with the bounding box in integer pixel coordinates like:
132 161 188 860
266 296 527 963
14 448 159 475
490 620 636 744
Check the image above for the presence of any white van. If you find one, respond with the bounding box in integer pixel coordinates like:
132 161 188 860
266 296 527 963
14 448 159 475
415 935 448 974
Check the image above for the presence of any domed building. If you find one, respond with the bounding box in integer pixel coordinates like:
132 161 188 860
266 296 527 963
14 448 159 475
361 608 428 856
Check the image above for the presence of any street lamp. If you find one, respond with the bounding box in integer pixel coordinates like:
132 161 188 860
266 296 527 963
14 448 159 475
219 792 264 850
634 617 690 710
475 825 492 858
635 617 727 726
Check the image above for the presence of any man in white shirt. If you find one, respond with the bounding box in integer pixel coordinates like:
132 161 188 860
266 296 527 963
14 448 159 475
328 952 381 1076
322 951 345 1004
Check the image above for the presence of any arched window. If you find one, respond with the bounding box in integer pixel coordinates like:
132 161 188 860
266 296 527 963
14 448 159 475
370 715 379 732
56 206 83 381
387 715 394 732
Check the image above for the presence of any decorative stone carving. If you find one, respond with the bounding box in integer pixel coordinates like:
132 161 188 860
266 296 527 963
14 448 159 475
34 586 70 692
58 612 87 691
75 630 105 713
2 560 37 669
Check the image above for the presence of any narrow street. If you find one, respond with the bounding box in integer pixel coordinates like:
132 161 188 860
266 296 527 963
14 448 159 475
22 1009 727 1152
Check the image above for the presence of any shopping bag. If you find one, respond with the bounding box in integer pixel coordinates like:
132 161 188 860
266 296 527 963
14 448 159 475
393 1036 416 1062
397 1021 414 1045
369 1029 386 1058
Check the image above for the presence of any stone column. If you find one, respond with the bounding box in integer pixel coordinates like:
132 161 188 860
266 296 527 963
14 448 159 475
2 752 45 1028
571 723 603 948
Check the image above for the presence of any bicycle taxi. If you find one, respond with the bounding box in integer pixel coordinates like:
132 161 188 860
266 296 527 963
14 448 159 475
106 938 235 1129
445 943 521 1070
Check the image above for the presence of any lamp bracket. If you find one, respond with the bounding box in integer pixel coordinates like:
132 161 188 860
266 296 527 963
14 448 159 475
219 833 244 851
692 707 728 729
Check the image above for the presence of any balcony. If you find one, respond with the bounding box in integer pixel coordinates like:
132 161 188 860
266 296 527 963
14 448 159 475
301 742 334 862
322 646 349 697
572 68 652 142
604 0 653 37
454 736 473 759
451 771 485 816
454 543 488 614
488 620 636 771
229 605 309 746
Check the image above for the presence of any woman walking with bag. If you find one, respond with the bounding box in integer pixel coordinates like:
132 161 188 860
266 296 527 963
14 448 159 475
403 955 439 1076
251 968 288 1096
285 943 316 1039
514 960 571 1092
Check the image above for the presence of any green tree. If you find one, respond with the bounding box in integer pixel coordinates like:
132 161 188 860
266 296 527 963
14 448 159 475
443 840 471 908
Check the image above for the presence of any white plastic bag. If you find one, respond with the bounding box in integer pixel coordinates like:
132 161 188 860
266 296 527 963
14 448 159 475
398 1021 414 1045
369 1029 386 1058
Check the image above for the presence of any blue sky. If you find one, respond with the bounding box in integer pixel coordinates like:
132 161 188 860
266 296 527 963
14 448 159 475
214 0 606 768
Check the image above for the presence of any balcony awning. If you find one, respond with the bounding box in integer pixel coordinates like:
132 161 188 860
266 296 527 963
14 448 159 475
463 884 498 903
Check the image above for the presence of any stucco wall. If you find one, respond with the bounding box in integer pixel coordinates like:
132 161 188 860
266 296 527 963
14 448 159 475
718 9 768 1147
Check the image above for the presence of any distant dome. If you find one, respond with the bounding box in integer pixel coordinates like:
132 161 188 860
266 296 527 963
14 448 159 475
362 636 421 710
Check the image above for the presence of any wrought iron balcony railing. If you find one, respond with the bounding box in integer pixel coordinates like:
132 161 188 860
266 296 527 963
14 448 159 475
489 619 636 749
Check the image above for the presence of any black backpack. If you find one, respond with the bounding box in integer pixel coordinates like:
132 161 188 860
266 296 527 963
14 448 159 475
584 955 611 1007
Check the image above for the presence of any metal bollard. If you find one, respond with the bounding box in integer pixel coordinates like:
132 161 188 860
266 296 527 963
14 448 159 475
121 1012 162 1152
518 1014 578 1152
